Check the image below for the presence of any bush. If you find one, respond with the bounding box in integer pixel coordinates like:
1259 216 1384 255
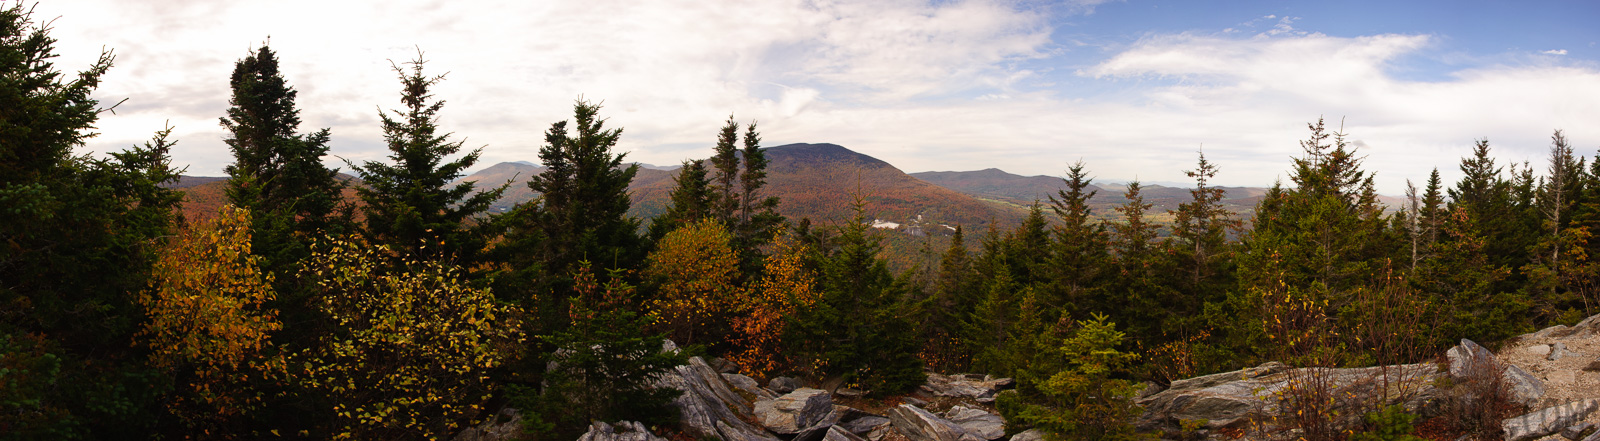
1350 405 1425 441
996 313 1147 441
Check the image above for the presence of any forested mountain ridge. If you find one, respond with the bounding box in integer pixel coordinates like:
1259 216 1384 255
910 168 1268 224
442 142 1027 233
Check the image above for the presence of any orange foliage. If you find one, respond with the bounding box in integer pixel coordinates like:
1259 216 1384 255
727 232 817 377
139 205 284 429
645 219 741 346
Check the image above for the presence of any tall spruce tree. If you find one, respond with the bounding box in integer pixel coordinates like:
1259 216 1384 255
0 5 182 435
709 117 741 222
1108 181 1170 345
1048 161 1109 320
789 197 925 393
1170 151 1239 302
354 54 504 263
736 122 783 246
1242 118 1384 293
221 44 346 274
521 100 641 277
648 159 714 240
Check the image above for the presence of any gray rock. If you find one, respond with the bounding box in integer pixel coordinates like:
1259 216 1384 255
1136 362 1441 434
709 357 740 373
1562 422 1595 440
577 421 667 441
770 376 801 394
902 396 928 407
1009 429 1043 441
1506 365 1547 408
821 426 869 441
944 406 1004 440
839 414 891 437
1551 342 1569 361
1447 339 1496 378
451 407 523 441
1503 399 1600 441
1446 339 1545 407
921 373 1014 400
755 388 834 434
657 356 781 441
885 404 984 441
724 373 778 401
794 406 852 441
836 387 868 398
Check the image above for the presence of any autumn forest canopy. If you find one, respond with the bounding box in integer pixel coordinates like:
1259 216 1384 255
4 3 1599 440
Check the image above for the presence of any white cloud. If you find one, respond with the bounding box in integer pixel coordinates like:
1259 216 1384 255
1544 49 1569 55
41 0 1050 175
1077 32 1600 192
29 1 1600 197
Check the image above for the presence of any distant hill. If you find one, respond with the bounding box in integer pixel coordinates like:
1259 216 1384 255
455 143 1025 234
169 174 363 225
911 168 1267 224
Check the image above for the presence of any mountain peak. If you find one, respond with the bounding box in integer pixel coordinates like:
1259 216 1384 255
765 143 895 170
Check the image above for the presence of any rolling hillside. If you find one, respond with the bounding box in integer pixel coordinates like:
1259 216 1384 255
453 143 1026 235
910 168 1268 224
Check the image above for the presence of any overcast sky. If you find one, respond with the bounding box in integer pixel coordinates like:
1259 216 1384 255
38 0 1600 194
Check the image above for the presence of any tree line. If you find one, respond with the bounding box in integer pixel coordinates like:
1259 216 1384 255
2 5 1595 440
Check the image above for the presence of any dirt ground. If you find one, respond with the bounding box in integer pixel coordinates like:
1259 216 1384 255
1498 319 1600 440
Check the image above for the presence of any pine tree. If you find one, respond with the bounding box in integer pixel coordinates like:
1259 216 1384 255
736 122 783 246
354 53 504 263
220 44 346 274
1170 151 1238 288
920 226 978 371
648 159 713 240
1108 181 1170 346
0 5 181 435
709 116 741 222
789 197 925 394
521 99 641 277
1048 161 1109 320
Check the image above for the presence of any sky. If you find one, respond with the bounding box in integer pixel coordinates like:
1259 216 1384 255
35 0 1600 194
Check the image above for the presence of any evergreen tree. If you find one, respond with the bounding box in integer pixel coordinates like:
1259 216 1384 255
524 100 641 276
919 226 978 371
354 54 504 263
1048 161 1109 320
1242 118 1384 293
788 197 925 394
1170 151 1238 289
648 159 713 240
709 116 741 222
1108 181 1171 346
736 122 784 247
220 44 346 274
0 6 181 435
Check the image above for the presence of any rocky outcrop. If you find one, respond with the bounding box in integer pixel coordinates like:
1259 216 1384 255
769 376 801 394
1135 361 1442 434
1010 429 1043 441
577 421 668 441
818 425 869 441
450 407 523 441
1135 362 1288 432
943 406 1004 440
656 357 781 441
725 373 778 401
1501 399 1600 441
755 388 834 434
886 404 985 441
1446 339 1546 407
919 374 1014 403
